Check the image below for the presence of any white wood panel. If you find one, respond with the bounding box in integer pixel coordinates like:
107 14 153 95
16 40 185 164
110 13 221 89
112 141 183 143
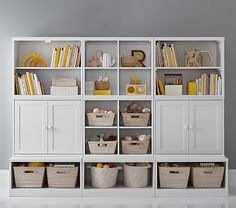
156 101 188 154
15 101 47 154
189 101 223 154
48 101 81 154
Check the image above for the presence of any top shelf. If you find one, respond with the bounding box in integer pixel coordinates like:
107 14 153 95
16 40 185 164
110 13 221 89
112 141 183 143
155 67 222 70
15 67 81 70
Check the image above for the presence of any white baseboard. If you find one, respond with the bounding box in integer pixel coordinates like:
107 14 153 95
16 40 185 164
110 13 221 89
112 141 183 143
1 169 236 188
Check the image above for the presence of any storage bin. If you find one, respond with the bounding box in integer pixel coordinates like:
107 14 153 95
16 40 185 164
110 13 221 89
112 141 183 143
50 86 79 96
121 112 150 127
159 166 190 189
87 112 115 126
192 166 224 188
123 163 151 188
46 167 79 188
88 140 117 154
14 166 45 188
95 81 109 90
121 139 150 154
88 166 121 188
165 85 182 95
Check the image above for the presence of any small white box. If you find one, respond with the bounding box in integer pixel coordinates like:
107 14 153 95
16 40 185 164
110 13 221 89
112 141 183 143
165 85 182 95
50 86 79 96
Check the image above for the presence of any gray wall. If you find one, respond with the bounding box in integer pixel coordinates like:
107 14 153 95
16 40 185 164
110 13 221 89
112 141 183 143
0 0 235 169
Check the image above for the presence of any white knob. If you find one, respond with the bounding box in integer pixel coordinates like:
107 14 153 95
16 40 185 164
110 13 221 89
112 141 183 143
184 125 188 129
189 125 193 129
48 126 53 130
43 125 47 129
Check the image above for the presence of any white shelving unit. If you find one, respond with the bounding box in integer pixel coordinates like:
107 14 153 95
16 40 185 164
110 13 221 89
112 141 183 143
10 37 227 197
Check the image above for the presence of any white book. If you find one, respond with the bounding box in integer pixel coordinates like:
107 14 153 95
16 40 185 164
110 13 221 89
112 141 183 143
30 73 37 95
58 47 64 67
164 43 170 67
50 48 56 67
18 77 24 95
69 45 76 67
171 44 177 67
65 45 72 67
22 76 28 95
33 74 41 95
72 46 79 67
195 79 199 95
198 78 202 95
217 76 222 95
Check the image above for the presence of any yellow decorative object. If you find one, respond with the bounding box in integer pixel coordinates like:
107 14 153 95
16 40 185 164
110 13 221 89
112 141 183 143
187 80 197 95
20 51 46 67
129 74 141 85
27 162 44 167
94 90 112 95
126 84 146 95
96 163 103 168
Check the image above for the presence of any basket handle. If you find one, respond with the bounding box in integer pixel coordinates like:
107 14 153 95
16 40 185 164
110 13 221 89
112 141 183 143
56 171 68 174
169 170 180 174
23 170 36 174
98 143 108 147
203 170 214 174
96 115 106 118
128 142 141 146
130 115 141 119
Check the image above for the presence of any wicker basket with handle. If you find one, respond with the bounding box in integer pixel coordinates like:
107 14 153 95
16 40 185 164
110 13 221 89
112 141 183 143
123 163 151 188
95 81 109 90
122 112 150 127
14 166 45 188
88 166 122 188
121 139 150 154
87 112 115 126
159 166 190 189
192 166 224 188
46 166 79 188
88 140 117 154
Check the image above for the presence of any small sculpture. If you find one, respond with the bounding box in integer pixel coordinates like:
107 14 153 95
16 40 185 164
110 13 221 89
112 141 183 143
121 50 146 67
88 50 102 67
20 51 46 67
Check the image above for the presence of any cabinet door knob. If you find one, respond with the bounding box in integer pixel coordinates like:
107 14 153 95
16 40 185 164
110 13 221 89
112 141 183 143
189 125 193 129
184 125 188 129
43 125 48 129
48 126 53 130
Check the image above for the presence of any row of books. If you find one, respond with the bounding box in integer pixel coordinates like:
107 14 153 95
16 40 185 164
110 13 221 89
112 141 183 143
195 73 222 95
15 72 44 95
51 45 81 67
156 42 179 67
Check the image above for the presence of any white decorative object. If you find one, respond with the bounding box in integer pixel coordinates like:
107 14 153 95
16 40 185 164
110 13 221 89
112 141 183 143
100 53 115 67
165 85 182 95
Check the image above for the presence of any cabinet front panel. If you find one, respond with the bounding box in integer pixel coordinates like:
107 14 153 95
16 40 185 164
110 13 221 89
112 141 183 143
189 101 223 154
15 101 47 154
156 101 188 154
48 101 81 154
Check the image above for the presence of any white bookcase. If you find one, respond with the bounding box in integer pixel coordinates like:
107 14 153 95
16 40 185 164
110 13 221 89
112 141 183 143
10 37 228 197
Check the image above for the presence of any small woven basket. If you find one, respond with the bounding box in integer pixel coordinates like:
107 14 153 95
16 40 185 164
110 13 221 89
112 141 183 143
14 167 45 188
192 166 224 188
88 140 117 154
46 167 79 188
122 113 150 126
123 163 151 188
121 56 137 67
95 81 109 90
121 139 150 154
87 112 115 126
88 166 122 188
159 166 190 189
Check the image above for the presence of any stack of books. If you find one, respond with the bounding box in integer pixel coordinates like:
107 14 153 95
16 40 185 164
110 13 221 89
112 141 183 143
156 41 179 67
15 72 45 95
195 73 222 95
50 45 81 67
50 77 79 96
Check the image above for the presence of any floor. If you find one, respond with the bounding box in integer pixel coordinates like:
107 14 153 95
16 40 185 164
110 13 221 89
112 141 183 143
1 188 236 208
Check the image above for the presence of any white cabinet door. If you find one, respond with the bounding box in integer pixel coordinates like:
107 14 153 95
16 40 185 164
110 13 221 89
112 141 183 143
15 101 47 154
48 101 81 154
156 101 189 154
189 101 223 154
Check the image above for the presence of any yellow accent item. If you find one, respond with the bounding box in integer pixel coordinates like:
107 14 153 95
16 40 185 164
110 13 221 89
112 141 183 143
54 48 61 67
20 51 46 67
187 81 197 95
30 57 46 67
158 79 165 95
62 45 69 67
28 162 44 167
96 163 103 168
94 90 112 95
26 72 35 95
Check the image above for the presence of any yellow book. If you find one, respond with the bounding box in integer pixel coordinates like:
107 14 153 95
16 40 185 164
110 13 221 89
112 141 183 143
94 90 112 95
187 81 197 95
158 78 165 95
168 46 174 67
62 45 69 67
26 72 35 95
54 47 61 67
15 73 20 94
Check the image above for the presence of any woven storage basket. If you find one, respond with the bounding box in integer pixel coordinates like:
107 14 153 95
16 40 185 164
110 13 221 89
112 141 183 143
87 113 115 126
123 163 151 188
46 167 79 188
89 166 121 188
121 139 150 154
50 86 79 96
95 81 109 90
14 167 45 188
159 166 190 189
88 140 117 154
122 113 150 127
192 166 224 188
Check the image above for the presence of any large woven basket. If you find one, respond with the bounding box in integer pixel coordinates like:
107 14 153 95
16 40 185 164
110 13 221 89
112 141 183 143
192 166 224 188
123 163 151 188
121 139 150 154
87 112 115 126
95 81 109 90
46 167 79 188
88 140 117 154
14 167 45 188
159 166 190 189
122 113 150 127
89 166 121 188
